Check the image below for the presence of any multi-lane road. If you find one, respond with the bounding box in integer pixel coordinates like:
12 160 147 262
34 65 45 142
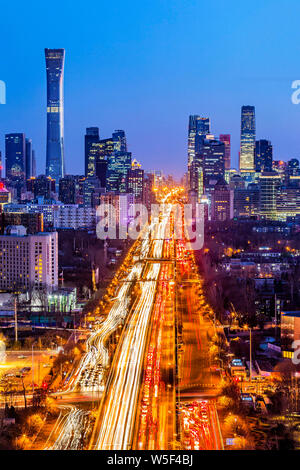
46 191 223 450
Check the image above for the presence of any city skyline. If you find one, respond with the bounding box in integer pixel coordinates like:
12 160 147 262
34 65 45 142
2 0 300 454
1 0 300 177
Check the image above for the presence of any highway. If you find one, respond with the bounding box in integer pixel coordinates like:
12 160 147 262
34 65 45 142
44 405 92 450
91 205 172 449
44 188 224 450
64 218 158 394
133 238 176 450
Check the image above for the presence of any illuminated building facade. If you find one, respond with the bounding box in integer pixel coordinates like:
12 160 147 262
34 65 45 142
59 175 76 204
188 115 210 190
259 172 281 220
255 139 273 172
234 184 260 218
0 183 11 207
219 134 231 170
106 152 132 192
52 204 96 229
211 178 233 221
85 127 100 177
45 48 65 183
112 130 127 153
287 158 300 176
127 159 144 200
5 133 26 183
198 138 225 192
240 106 256 172
0 226 58 291
281 311 300 360
1 212 43 234
27 175 56 199
25 138 34 180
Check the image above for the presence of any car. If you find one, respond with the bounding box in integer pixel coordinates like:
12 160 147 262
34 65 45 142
18 355 26 359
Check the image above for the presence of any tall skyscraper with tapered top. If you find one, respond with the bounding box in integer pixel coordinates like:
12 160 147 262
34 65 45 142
45 48 65 183
240 105 255 172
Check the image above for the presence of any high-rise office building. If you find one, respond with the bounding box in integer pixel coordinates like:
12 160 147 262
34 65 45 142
187 115 210 189
59 175 76 204
259 172 281 220
27 175 56 200
211 178 233 221
127 159 144 201
106 152 132 192
233 183 260 218
45 48 65 182
196 138 225 193
219 134 231 170
255 139 273 172
32 150 36 177
240 106 256 172
82 176 103 207
112 130 127 153
84 128 115 186
25 138 33 180
5 133 26 183
85 127 100 177
287 158 300 176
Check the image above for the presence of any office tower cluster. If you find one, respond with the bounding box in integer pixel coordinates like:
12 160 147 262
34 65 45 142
83 126 146 211
187 114 231 221
187 106 300 222
0 48 152 226
0 48 168 296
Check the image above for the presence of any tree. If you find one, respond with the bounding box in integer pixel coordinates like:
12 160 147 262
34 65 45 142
26 414 43 436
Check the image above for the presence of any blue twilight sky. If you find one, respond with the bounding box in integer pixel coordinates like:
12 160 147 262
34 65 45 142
1 0 300 178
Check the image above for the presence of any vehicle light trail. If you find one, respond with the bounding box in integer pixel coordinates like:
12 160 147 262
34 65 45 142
92 206 172 449
65 220 158 393
46 406 91 450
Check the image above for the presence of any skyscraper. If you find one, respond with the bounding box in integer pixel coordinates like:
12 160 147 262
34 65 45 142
5 133 26 183
59 175 76 204
188 116 210 163
219 134 231 170
25 138 33 180
195 137 225 195
259 172 281 220
240 106 256 172
187 115 210 190
211 178 233 221
255 139 273 172
127 159 144 201
32 150 36 177
106 152 132 192
85 127 100 177
45 48 65 183
112 130 127 153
